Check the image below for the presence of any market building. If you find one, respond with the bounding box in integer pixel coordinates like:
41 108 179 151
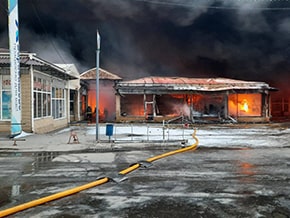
80 67 121 122
115 76 276 123
0 49 79 134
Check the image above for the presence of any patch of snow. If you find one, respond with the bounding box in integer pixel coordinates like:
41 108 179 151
254 189 275 196
52 153 116 163
213 198 235 204
14 131 33 138
99 196 152 210
86 125 290 148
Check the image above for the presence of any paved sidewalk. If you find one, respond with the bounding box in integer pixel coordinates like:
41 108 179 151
2 122 288 152
0 125 185 152
0 126 109 152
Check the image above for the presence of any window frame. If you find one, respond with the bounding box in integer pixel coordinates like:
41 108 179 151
33 75 51 119
51 81 66 119
0 74 12 120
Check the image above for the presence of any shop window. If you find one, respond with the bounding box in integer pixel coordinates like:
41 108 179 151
228 93 262 117
52 87 66 119
33 76 51 118
70 90 76 115
0 75 11 120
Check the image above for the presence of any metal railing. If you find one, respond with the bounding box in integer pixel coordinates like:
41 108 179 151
100 122 193 143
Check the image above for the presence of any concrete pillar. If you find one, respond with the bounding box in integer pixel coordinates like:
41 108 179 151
115 94 121 121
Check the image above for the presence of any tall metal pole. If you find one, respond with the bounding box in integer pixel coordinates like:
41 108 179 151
8 0 22 137
96 30 101 141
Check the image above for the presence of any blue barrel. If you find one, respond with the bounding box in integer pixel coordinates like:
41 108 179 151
106 124 114 136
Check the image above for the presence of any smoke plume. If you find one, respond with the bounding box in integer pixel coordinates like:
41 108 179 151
0 0 290 92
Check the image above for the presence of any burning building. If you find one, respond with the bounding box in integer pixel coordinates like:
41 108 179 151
115 77 276 123
80 68 121 122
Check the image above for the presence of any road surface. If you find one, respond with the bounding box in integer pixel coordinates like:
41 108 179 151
0 145 290 217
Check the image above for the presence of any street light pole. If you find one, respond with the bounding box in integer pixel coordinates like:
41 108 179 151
96 30 100 141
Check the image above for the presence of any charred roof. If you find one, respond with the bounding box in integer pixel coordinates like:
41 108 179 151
116 76 276 94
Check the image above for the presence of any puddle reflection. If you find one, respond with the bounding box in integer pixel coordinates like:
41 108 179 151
32 151 59 173
11 184 20 197
235 150 258 184
239 162 256 176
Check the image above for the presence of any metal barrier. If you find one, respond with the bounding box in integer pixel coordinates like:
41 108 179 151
108 123 191 143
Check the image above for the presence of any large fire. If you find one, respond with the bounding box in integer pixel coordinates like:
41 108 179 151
85 82 116 122
228 94 261 117
121 95 144 116
119 92 264 122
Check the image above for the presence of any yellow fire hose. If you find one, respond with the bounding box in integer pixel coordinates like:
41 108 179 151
0 130 198 217
119 129 199 175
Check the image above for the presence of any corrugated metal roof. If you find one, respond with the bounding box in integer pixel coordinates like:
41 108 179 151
117 76 275 92
80 67 122 80
0 54 43 66
0 50 78 80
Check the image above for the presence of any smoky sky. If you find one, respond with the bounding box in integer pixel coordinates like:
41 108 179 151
1 0 290 90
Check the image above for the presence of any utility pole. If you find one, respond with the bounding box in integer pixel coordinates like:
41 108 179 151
96 30 100 141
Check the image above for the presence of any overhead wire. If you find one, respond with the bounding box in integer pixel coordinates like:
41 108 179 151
0 0 8 15
30 0 68 65
129 0 290 11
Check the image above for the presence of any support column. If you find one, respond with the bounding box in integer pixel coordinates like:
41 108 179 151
115 94 121 121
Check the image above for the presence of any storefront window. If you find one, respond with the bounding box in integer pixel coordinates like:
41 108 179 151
228 93 262 117
33 76 51 118
33 75 66 119
70 90 76 115
1 75 11 120
52 86 66 119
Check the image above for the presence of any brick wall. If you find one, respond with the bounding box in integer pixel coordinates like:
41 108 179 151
21 71 32 132
34 117 68 134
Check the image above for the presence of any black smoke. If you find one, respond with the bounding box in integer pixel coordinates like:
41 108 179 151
0 0 290 91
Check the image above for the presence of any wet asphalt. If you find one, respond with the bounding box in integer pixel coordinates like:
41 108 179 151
0 145 290 218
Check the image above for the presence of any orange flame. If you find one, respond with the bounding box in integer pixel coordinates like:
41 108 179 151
228 94 262 117
241 99 249 112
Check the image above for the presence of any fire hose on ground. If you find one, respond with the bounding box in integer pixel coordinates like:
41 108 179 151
0 129 199 217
